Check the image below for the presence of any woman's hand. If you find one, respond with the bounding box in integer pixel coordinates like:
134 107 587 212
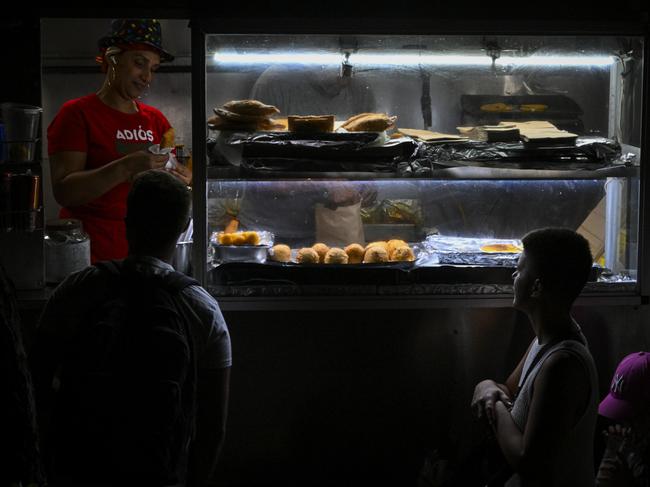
471 379 513 425
121 150 169 181
168 162 192 186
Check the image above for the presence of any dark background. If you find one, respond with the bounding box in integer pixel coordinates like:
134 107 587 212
3 4 649 486
4 0 649 107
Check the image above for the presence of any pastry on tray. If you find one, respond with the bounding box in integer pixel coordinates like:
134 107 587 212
287 115 335 133
340 113 397 132
222 99 280 117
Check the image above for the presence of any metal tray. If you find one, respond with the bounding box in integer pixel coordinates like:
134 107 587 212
211 244 270 264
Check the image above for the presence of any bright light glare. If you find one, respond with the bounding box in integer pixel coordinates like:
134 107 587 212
212 51 616 67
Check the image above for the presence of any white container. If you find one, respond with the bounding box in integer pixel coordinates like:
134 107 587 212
44 218 90 283
172 241 193 275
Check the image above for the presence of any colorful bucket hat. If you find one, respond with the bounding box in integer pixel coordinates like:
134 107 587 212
98 19 174 63
599 351 650 422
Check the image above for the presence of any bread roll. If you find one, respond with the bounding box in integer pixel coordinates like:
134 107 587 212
297 247 319 264
363 246 389 263
365 241 389 253
391 246 415 262
344 243 365 264
387 239 407 255
270 244 292 263
288 115 335 133
324 247 348 264
312 243 330 263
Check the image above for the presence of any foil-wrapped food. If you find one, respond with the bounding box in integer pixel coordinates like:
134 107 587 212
419 235 522 266
361 199 423 225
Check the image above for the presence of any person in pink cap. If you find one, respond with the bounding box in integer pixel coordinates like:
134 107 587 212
596 351 650 486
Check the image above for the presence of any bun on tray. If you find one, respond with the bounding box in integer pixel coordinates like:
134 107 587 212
365 241 389 253
270 244 292 263
311 243 330 263
363 246 389 263
391 246 415 262
344 243 365 264
297 247 320 264
324 247 349 264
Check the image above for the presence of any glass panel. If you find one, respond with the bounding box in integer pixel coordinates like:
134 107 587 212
206 33 643 286
207 178 639 281
206 34 644 145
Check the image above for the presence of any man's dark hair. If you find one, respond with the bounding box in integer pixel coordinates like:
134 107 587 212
522 227 593 304
126 170 191 253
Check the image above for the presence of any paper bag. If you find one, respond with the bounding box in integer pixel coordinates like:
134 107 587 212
315 201 365 247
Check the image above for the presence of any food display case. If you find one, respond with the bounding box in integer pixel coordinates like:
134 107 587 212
191 21 646 306
188 19 649 486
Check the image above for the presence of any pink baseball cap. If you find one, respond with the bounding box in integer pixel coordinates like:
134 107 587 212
599 351 650 421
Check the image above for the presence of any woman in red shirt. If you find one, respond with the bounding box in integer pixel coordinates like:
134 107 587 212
47 19 191 262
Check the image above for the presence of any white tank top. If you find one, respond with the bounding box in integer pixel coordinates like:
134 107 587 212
506 339 598 487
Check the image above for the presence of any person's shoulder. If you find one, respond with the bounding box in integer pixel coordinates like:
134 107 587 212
181 284 220 312
46 264 107 307
181 284 229 332
59 94 98 111
539 347 592 387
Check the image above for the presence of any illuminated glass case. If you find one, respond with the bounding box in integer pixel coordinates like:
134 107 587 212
191 24 645 297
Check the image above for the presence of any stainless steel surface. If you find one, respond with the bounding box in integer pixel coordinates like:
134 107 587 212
172 241 193 275
212 244 270 264
44 218 90 284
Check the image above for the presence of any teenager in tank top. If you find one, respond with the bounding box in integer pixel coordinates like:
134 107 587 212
471 227 598 487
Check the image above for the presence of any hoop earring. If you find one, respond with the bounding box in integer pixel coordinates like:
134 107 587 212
107 65 116 88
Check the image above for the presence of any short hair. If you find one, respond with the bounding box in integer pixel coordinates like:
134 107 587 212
126 170 191 252
522 227 593 304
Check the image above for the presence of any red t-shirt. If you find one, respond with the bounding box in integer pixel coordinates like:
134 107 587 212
47 94 172 262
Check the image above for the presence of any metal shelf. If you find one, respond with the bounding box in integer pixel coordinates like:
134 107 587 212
207 164 639 181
